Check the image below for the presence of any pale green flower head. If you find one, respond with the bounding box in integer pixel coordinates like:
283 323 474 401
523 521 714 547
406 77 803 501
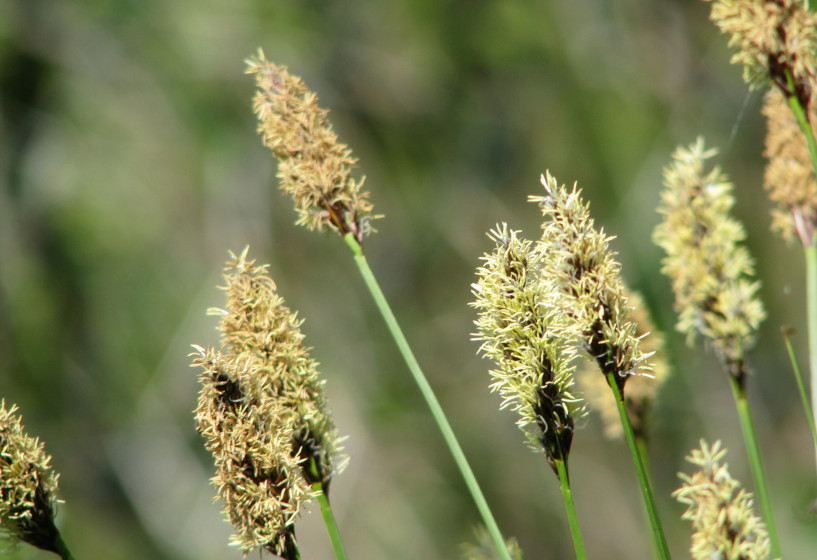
530 172 647 391
0 401 62 554
471 224 585 470
247 50 377 243
654 138 765 375
674 440 773 560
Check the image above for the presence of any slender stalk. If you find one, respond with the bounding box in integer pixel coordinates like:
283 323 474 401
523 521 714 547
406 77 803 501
807 245 817 470
728 375 783 558
635 435 662 560
54 532 78 560
343 233 512 560
606 373 671 560
553 457 587 560
783 71 817 173
782 327 817 450
308 458 349 560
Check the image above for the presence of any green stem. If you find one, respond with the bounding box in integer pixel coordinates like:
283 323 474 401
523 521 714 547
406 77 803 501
606 373 671 560
343 233 512 560
728 376 783 558
553 458 587 560
308 458 349 560
53 532 78 560
635 435 661 560
783 71 817 174
782 327 817 451
807 245 817 474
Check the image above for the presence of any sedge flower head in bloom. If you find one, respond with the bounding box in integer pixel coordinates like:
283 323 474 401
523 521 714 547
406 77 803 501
530 172 647 392
0 401 62 554
703 0 817 106
192 349 311 556
763 87 817 246
577 289 670 440
247 49 377 243
654 138 765 378
673 440 773 560
192 248 345 555
471 224 585 472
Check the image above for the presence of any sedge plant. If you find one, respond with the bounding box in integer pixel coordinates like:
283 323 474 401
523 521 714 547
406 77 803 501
245 49 513 560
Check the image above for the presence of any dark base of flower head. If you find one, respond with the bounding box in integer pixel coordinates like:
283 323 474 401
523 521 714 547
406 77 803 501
266 527 300 560
534 385 574 476
18 483 61 554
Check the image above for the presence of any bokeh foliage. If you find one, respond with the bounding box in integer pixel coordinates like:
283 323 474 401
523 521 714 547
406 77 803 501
1 0 814 558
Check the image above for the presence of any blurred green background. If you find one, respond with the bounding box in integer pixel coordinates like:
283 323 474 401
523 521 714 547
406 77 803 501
1 0 815 558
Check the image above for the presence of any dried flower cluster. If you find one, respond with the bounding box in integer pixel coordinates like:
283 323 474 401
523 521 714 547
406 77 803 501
674 440 772 560
0 401 62 554
654 139 765 380
530 172 648 391
703 0 817 107
247 49 377 243
472 225 585 470
577 289 670 440
192 248 344 556
763 87 817 245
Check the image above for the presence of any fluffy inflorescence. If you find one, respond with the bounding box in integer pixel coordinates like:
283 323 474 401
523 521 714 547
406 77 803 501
247 50 377 243
654 139 765 374
674 440 773 560
703 0 817 102
577 289 669 440
763 87 817 246
471 225 585 469
0 402 61 553
530 172 647 391
192 248 344 555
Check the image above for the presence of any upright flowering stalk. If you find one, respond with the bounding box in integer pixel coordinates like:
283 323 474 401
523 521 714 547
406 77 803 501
472 225 587 559
705 0 817 482
653 139 779 556
248 51 513 560
192 248 346 559
0 401 76 560
530 172 670 560
674 440 773 560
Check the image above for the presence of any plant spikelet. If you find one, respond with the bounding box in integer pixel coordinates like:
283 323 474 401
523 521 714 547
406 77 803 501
577 289 670 439
461 525 524 560
471 224 585 470
654 138 765 378
530 172 647 391
703 0 817 103
192 247 345 556
246 49 377 243
762 87 817 245
0 401 62 554
673 440 773 560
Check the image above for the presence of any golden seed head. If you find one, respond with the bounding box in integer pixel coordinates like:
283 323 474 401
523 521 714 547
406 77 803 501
246 49 377 243
0 401 62 553
762 87 817 246
673 440 773 560
461 525 524 560
654 138 765 366
704 0 817 94
193 247 345 554
471 224 585 466
530 172 648 390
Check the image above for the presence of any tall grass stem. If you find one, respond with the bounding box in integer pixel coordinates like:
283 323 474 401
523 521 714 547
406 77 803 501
782 328 817 451
606 373 671 560
553 457 587 560
309 458 349 560
343 233 512 560
728 376 782 558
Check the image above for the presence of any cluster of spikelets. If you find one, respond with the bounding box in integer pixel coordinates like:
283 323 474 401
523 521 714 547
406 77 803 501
191 248 344 556
674 440 774 560
0 401 63 554
472 174 655 470
246 49 377 244
654 138 766 378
